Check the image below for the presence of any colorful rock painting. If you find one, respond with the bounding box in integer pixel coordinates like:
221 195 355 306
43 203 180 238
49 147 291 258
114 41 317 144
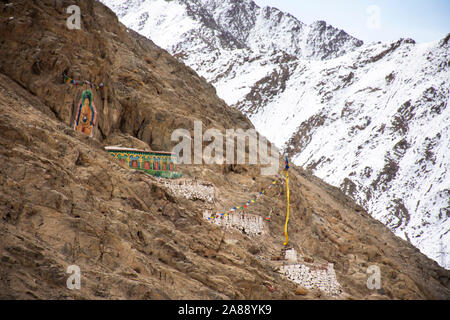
74 90 97 137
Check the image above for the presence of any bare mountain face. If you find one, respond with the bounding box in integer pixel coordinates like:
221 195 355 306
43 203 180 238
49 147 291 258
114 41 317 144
101 0 450 269
0 0 449 300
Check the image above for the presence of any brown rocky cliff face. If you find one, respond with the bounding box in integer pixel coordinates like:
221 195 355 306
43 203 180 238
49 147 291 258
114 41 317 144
0 0 449 300
0 0 251 150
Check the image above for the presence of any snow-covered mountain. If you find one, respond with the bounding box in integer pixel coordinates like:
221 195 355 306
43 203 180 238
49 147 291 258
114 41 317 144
101 0 450 269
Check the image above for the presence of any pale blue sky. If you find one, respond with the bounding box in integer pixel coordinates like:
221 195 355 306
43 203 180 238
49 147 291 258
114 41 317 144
255 0 450 43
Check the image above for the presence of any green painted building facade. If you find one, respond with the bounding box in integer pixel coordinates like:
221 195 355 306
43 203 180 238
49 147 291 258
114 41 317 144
105 147 182 179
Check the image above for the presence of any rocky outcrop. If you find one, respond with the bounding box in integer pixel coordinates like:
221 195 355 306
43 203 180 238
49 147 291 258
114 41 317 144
0 0 252 152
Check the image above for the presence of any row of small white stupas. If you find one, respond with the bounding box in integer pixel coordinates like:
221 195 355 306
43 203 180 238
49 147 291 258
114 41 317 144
157 178 215 203
168 178 340 296
203 211 266 236
205 212 341 295
280 249 341 296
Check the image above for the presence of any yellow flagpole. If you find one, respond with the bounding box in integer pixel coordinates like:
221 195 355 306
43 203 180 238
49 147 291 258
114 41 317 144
283 170 290 246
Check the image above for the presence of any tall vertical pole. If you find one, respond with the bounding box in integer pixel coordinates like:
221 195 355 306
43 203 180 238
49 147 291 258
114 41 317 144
283 157 290 246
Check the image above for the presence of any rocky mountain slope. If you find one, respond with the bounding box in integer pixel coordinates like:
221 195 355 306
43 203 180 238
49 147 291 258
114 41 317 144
101 0 450 269
0 0 449 300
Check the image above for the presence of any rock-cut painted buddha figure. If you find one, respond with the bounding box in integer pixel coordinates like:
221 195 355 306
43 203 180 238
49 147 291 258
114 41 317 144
74 90 97 137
